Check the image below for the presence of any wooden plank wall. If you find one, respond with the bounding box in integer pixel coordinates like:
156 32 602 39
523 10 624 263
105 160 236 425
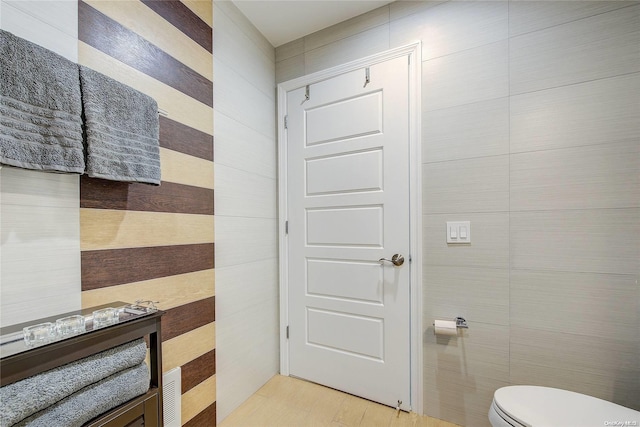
77 1 215 425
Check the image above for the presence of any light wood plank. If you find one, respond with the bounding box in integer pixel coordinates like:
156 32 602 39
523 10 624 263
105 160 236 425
182 0 212 27
218 394 269 427
160 147 214 190
80 209 214 251
220 375 462 427
81 269 215 310
84 0 212 81
360 401 394 427
162 322 215 372
332 393 369 426
182 374 217 424
79 42 213 135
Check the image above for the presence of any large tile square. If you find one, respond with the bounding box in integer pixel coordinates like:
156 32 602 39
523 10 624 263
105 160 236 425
510 5 640 94
510 209 640 275
510 73 640 153
423 155 509 214
423 40 508 111
423 97 509 163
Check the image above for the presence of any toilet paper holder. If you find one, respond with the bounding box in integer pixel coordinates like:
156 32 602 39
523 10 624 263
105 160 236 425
455 317 469 329
433 317 469 329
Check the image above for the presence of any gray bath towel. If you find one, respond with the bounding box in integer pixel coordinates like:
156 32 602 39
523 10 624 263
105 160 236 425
13 362 150 427
79 66 161 185
0 30 84 172
0 338 147 427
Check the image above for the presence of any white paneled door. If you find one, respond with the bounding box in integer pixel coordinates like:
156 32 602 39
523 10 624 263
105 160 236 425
284 54 411 410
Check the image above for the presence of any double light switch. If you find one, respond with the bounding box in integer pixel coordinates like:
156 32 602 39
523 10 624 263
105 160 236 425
446 221 470 244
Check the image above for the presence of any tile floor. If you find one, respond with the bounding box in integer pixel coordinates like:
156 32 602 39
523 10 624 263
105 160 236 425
219 375 461 427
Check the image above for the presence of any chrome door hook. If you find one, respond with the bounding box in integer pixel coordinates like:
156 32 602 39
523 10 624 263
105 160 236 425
379 254 405 267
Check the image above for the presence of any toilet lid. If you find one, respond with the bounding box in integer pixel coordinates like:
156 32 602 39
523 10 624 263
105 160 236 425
494 386 640 427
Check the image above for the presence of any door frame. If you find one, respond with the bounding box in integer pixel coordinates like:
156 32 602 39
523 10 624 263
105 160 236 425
277 43 422 414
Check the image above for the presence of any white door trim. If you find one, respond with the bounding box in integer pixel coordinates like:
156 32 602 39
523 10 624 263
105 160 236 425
277 43 422 414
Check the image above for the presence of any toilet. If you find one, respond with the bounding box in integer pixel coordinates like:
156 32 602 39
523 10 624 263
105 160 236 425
489 386 640 427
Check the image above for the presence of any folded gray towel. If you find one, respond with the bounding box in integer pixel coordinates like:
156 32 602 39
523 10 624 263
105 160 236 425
79 66 161 185
13 362 150 427
0 338 147 427
0 30 84 173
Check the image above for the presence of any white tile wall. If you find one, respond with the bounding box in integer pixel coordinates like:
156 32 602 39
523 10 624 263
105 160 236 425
1 0 77 62
304 24 390 74
423 155 509 214
215 164 276 218
509 5 640 94
423 97 509 162
304 5 389 52
510 270 638 340
510 141 639 211
0 2 80 327
422 40 509 111
213 3 274 99
274 2 640 425
424 265 509 326
275 54 304 84
510 327 639 410
508 0 636 37
214 59 275 138
510 73 640 153
275 38 303 63
390 0 507 61
424 323 510 426
213 1 279 422
423 213 510 270
511 209 640 275
214 111 276 179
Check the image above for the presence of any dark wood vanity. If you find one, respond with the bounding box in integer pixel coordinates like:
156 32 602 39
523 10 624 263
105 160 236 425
0 302 164 427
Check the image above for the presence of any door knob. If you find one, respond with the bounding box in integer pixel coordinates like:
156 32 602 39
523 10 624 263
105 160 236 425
379 254 405 267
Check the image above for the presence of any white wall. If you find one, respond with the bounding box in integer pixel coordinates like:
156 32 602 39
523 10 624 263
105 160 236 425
213 1 279 422
276 2 640 426
0 0 81 327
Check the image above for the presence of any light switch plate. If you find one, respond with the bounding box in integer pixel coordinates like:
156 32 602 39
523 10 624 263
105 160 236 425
446 221 471 244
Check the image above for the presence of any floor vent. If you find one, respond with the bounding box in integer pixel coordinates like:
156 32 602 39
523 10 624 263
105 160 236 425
163 367 181 427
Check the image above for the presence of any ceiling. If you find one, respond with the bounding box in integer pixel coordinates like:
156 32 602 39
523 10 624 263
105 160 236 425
232 0 394 47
